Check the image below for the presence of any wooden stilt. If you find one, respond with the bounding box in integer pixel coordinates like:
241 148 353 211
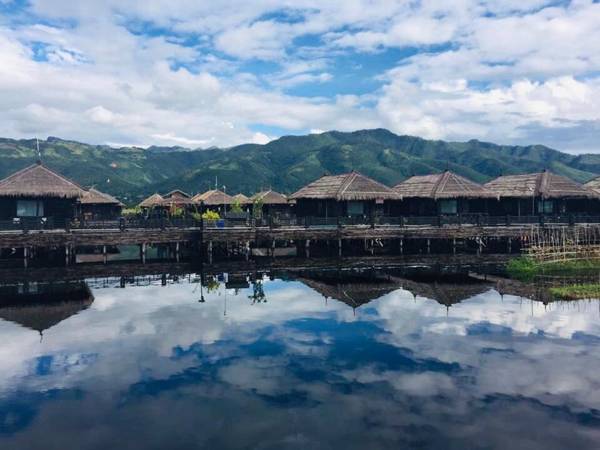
208 241 213 264
23 247 28 269
175 241 180 262
338 238 342 257
103 245 107 264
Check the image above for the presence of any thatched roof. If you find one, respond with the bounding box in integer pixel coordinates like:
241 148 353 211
290 171 398 201
484 171 596 199
394 171 494 199
161 190 195 206
139 193 164 208
164 189 191 199
80 188 124 206
583 176 600 195
251 190 288 205
232 193 251 204
0 163 85 199
192 189 234 206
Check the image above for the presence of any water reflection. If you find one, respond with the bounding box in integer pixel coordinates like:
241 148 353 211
0 267 599 449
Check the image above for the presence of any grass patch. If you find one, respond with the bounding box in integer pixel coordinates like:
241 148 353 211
549 284 600 300
507 256 600 281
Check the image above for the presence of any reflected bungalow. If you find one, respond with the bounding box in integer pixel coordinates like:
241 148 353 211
484 171 597 215
290 171 397 219
392 170 494 216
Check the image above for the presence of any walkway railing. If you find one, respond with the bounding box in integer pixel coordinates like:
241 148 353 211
3 214 600 233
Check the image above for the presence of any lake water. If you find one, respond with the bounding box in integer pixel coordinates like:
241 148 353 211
1 269 600 449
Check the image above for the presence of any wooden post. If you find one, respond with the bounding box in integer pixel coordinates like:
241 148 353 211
427 239 431 254
141 243 146 264
453 238 456 255
271 239 276 258
245 241 250 261
23 247 28 269
338 238 342 257
477 237 482 256
400 238 403 255
65 245 70 266
208 241 213 264
176 242 180 262
305 239 310 258
507 238 512 254
103 245 107 264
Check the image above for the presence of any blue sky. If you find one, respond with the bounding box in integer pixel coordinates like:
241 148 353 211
0 0 599 152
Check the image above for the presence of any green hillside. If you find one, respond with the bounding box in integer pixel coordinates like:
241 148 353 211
1 129 598 205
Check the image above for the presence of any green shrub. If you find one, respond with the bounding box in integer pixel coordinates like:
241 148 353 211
202 210 220 220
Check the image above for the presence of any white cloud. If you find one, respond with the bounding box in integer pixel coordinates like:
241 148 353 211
0 0 598 152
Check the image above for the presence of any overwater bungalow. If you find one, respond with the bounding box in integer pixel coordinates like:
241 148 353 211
138 193 165 216
0 162 84 224
484 171 597 215
192 189 234 214
290 171 397 219
392 171 494 216
232 193 250 205
0 281 93 335
250 190 290 218
79 188 124 220
161 190 196 214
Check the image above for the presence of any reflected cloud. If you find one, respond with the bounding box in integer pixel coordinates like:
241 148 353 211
0 269 599 449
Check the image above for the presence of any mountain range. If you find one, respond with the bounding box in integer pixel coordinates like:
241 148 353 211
1 129 599 205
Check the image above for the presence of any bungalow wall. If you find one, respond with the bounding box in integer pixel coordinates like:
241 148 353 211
80 204 123 221
254 203 293 218
389 198 488 216
487 197 596 216
0 197 77 222
294 199 389 218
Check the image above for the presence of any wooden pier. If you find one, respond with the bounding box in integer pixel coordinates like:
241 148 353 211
2 217 600 267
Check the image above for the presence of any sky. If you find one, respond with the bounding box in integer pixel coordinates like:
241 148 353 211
0 0 599 153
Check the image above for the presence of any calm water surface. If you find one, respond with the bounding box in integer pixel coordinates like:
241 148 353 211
1 271 600 449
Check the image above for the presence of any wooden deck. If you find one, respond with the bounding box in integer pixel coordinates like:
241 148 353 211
0 223 593 248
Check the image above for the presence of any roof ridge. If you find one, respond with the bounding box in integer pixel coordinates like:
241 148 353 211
432 171 450 199
337 172 358 200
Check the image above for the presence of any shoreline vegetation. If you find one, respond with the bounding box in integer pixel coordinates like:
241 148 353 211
507 256 600 281
507 256 600 300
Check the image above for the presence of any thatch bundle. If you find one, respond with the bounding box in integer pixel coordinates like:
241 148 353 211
291 171 398 201
394 171 494 200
